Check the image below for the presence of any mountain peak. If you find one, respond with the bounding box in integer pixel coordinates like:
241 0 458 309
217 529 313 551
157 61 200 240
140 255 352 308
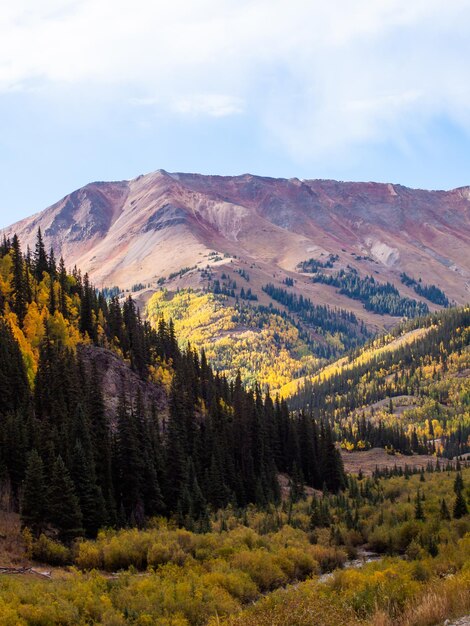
5 172 470 309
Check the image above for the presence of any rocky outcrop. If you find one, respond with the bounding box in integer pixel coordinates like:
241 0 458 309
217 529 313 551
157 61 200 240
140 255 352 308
78 345 167 425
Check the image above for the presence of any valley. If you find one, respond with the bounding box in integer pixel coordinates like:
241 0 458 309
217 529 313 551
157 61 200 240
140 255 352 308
3 1 470 623
0 179 469 626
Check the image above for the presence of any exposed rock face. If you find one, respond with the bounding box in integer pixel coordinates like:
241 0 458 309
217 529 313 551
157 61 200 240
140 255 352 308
5 170 470 307
78 345 167 424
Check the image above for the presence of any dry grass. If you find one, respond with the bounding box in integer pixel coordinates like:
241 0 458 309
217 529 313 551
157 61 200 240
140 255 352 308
341 447 438 476
0 511 27 566
217 581 362 626
368 575 470 626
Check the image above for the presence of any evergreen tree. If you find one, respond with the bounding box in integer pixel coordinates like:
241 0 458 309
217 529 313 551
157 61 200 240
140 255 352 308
114 389 144 525
20 450 47 537
453 490 468 519
47 456 83 542
454 472 464 493
88 363 116 523
0 319 30 416
164 370 192 510
453 473 468 519
70 440 106 538
320 421 345 492
79 274 96 341
289 462 306 503
48 273 56 315
414 490 425 520
58 257 68 317
440 498 451 520
11 235 28 324
48 247 57 278
33 228 49 281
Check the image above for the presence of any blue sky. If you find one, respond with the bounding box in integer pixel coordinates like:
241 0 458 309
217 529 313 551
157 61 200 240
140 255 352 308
1 0 470 228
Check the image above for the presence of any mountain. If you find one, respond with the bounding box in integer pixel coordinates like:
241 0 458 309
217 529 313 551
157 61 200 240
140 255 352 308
6 170 470 302
5 170 470 389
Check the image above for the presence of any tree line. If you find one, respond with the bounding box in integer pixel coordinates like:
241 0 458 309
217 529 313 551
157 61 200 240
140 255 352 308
400 272 449 307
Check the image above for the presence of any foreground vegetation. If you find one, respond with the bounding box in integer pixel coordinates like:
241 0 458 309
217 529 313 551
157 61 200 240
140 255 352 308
1 465 469 625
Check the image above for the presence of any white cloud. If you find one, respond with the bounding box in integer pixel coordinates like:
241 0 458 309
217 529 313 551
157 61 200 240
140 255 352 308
1 0 470 160
173 94 244 117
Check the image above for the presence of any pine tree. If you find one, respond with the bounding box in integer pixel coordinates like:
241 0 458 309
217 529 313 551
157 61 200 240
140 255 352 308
33 228 49 281
48 247 57 278
70 440 106 538
47 456 83 542
133 390 165 517
11 235 28 324
289 462 306 503
440 498 451 521
48 273 56 315
454 472 464 493
453 474 468 519
114 389 144 525
0 319 30 417
320 421 345 492
20 450 47 537
58 257 68 316
453 491 468 519
88 364 116 523
164 370 192 510
79 274 96 341
414 490 425 520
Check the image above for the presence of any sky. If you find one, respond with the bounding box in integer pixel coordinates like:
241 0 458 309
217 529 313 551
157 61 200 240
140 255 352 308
1 0 470 228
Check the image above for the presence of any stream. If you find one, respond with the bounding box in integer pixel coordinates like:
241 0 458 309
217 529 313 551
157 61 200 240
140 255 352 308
318 548 384 583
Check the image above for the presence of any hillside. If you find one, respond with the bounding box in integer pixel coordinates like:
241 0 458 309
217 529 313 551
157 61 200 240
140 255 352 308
0 233 347 545
146 288 369 389
4 171 470 388
290 306 470 458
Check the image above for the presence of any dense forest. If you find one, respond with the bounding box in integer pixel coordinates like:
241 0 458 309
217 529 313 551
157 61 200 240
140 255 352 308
312 268 430 317
0 231 346 544
262 282 370 352
291 306 470 458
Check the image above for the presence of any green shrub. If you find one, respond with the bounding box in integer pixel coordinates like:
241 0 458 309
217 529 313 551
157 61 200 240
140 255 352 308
32 534 71 565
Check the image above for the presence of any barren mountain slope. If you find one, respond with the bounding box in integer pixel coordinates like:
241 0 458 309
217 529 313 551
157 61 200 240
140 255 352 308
7 171 469 288
5 170 470 334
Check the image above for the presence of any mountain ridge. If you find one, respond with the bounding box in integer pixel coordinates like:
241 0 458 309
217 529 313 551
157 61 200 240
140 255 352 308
6 169 470 286
4 171 470 368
